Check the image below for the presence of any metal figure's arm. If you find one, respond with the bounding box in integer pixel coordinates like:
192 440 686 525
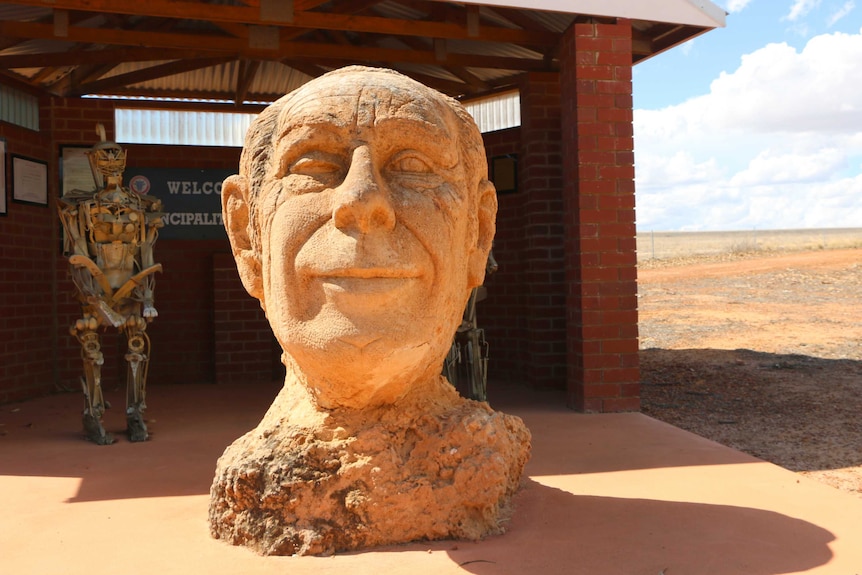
114 264 162 318
57 203 90 257
69 254 115 297
140 224 159 269
137 207 163 317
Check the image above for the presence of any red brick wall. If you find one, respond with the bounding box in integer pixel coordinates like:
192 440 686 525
480 127 528 383
0 106 57 402
212 252 281 384
518 73 568 389
560 19 640 412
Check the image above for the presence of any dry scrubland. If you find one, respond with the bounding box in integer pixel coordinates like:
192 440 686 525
637 232 861 498
636 227 862 262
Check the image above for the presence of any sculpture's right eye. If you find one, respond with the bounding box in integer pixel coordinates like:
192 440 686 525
285 155 344 192
290 157 342 177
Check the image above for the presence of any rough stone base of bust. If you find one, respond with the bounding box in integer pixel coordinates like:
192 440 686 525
208 379 531 556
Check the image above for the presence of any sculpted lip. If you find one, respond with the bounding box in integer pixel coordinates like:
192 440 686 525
307 266 422 279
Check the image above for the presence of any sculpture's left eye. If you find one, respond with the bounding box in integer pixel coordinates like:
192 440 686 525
389 154 432 174
386 152 445 192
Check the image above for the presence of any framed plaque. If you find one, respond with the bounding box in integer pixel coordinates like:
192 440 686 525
491 154 517 195
0 138 6 215
12 155 48 207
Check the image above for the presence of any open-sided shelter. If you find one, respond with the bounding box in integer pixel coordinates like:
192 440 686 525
0 0 725 411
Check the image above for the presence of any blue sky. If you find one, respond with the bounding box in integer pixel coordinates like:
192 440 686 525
632 0 862 231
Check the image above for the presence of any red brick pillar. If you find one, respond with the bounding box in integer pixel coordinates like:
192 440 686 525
560 19 640 412
519 73 568 389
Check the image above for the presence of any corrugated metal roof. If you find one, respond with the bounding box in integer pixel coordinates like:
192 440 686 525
0 0 725 103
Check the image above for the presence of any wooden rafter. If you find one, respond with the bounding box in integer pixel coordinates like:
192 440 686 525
396 36 489 91
3 0 557 47
0 21 551 72
72 57 231 96
234 59 261 104
0 48 219 69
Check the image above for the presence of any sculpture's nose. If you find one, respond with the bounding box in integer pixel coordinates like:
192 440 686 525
333 146 396 233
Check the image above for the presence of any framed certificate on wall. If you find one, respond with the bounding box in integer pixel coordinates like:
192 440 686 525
0 138 7 215
12 155 48 207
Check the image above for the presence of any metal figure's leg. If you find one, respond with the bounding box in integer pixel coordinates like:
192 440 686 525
460 288 489 401
442 340 461 389
123 316 150 442
465 329 489 402
74 323 114 445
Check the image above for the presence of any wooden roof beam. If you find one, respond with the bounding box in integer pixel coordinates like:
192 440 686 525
4 0 556 46
396 36 489 91
0 48 218 69
279 60 330 80
235 59 261 105
390 68 475 96
0 21 554 71
71 57 230 96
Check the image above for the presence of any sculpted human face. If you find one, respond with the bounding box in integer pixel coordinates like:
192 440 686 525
246 72 487 409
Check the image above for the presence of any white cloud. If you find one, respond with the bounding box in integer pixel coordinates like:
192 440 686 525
724 0 753 13
728 148 846 186
634 30 862 230
706 34 862 133
786 0 822 21
637 151 722 187
827 0 855 26
679 39 695 56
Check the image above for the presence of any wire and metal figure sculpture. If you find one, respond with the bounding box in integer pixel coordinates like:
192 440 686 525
58 125 163 444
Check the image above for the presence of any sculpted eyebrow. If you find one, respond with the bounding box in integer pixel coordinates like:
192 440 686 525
279 123 345 151
375 118 458 166
276 124 347 173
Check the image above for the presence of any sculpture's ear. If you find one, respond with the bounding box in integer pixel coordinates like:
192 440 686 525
467 179 498 288
222 174 264 302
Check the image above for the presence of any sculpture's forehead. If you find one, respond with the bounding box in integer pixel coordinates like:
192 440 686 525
278 74 455 135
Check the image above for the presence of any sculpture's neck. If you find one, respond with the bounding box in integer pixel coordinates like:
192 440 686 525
264 357 463 429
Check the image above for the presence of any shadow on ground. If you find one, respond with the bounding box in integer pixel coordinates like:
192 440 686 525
641 347 862 473
445 479 834 575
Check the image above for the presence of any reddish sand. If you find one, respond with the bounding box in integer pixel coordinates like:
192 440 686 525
2 381 862 574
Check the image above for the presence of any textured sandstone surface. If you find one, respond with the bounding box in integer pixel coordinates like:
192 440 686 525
210 377 530 556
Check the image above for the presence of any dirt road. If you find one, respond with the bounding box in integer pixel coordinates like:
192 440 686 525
638 248 862 497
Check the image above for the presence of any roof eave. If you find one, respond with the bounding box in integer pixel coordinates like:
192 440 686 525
447 0 727 28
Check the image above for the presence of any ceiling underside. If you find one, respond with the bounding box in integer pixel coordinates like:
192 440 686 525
0 0 717 108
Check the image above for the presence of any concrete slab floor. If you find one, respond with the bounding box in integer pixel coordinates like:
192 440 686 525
1 381 860 575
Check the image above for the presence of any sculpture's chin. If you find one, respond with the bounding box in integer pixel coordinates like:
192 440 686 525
285 338 446 410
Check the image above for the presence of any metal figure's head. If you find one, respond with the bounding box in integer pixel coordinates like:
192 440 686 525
88 141 127 184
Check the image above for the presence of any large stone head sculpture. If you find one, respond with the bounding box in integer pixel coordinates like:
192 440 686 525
211 67 528 557
222 66 497 409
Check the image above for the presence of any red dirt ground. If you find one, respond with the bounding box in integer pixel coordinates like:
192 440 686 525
639 248 862 497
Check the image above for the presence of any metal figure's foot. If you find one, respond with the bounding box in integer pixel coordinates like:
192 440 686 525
126 410 148 442
82 413 114 445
